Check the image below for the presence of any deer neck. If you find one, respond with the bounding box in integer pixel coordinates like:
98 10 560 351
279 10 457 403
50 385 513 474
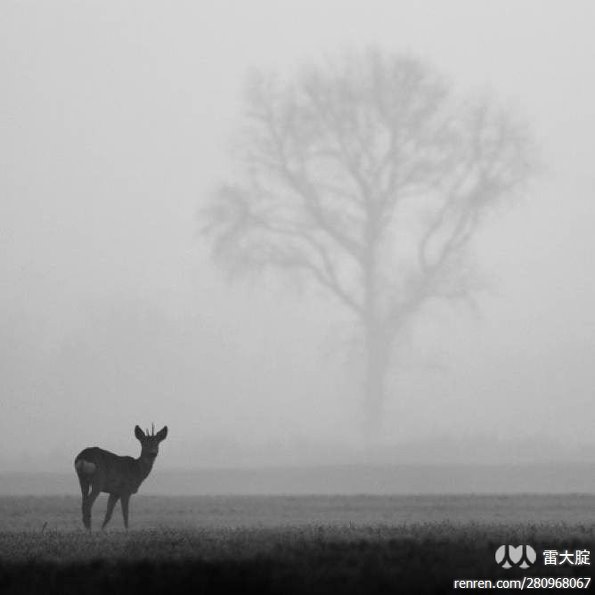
136 454 156 480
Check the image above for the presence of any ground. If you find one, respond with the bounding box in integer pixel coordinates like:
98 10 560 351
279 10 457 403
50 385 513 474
0 495 593 593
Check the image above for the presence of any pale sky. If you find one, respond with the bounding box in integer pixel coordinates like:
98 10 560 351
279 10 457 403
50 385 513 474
1 1 594 470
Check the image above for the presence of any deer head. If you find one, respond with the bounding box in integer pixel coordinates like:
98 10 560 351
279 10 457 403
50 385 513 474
135 424 168 460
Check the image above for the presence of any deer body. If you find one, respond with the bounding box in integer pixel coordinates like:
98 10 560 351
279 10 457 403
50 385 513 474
74 425 167 530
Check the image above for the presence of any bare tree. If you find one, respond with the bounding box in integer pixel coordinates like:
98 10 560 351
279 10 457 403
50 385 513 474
203 49 532 440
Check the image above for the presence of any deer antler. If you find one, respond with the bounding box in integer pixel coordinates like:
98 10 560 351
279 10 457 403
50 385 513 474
152 423 155 436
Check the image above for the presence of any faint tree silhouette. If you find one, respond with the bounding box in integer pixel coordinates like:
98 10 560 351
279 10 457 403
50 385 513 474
203 49 533 441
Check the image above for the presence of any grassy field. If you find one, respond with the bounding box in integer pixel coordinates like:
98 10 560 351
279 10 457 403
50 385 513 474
0 495 593 593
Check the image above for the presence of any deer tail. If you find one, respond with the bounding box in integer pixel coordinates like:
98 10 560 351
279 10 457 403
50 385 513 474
75 459 97 475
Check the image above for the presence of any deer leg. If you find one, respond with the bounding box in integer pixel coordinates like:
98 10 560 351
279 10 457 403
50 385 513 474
79 477 90 526
82 485 101 530
79 477 90 499
120 494 131 530
102 493 119 530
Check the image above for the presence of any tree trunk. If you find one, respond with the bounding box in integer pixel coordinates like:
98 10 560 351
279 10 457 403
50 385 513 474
361 205 390 444
363 324 391 443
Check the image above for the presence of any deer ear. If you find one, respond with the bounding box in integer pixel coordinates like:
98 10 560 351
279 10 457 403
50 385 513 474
156 426 168 442
134 425 145 440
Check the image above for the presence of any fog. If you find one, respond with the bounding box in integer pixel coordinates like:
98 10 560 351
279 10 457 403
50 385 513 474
2 1 594 478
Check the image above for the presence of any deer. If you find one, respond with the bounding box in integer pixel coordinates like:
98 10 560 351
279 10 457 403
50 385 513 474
74 424 168 530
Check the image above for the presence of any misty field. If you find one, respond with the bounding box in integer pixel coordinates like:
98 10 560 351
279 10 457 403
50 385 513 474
0 495 593 594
